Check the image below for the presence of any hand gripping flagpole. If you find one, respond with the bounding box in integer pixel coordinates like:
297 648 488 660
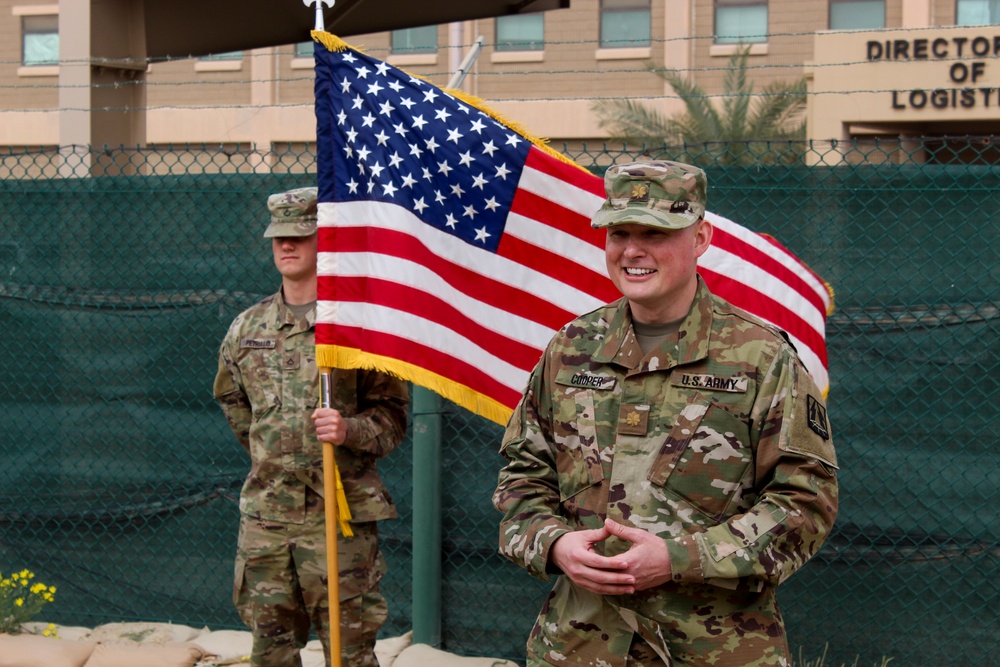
305 4 341 664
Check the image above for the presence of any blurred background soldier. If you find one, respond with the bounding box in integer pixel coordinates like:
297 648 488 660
214 187 410 667
494 161 838 667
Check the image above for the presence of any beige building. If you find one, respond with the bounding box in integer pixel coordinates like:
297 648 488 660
3 0 1000 169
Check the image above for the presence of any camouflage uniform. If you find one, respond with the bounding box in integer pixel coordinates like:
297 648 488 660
494 161 838 667
214 187 410 667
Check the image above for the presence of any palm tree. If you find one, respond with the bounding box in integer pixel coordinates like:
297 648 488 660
592 46 808 165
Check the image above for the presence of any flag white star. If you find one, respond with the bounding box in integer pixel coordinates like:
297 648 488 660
374 130 390 146
361 113 376 128
463 205 478 219
474 226 491 242
484 196 500 212
437 160 452 176
409 143 423 158
379 100 394 116
425 137 440 153
375 62 390 76
388 152 403 168
413 197 428 213
471 173 488 189
444 214 458 229
412 115 428 130
400 97 416 109
495 163 511 180
347 178 359 193
355 65 371 79
393 122 408 137
352 95 364 110
447 128 464 144
421 167 433 181
435 108 452 122
469 118 486 134
336 110 347 126
357 146 371 161
382 181 398 197
450 183 465 197
505 133 522 147
401 173 416 188
369 161 385 178
423 89 439 103
340 78 351 93
458 151 475 167
346 128 359 143
434 190 446 204
482 140 498 157
367 81 384 96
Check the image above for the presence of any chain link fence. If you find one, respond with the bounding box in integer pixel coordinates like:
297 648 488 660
1 139 998 666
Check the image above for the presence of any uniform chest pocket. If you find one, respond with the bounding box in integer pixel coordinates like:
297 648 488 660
647 398 752 521
239 352 281 418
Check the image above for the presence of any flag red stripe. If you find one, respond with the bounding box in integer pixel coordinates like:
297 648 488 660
700 268 829 368
525 148 605 198
495 231 620 307
329 326 524 408
318 225 580 333
318 276 548 372
710 226 829 317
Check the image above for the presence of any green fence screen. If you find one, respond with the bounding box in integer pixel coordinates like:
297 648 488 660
1 139 997 666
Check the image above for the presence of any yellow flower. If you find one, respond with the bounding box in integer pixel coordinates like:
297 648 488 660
15 598 24 606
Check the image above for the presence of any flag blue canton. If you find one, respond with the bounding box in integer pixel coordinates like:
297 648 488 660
316 44 532 254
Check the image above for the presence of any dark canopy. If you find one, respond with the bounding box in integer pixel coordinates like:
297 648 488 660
142 0 570 59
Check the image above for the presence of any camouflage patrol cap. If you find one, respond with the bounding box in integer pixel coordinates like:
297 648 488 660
263 187 318 238
591 160 707 230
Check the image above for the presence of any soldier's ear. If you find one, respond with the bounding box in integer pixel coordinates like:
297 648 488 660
693 218 713 257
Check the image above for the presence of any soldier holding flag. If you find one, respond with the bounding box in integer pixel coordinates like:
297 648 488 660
214 187 409 667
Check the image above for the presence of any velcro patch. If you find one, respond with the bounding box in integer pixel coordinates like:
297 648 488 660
560 372 616 391
671 373 747 393
618 403 649 436
240 338 276 349
807 395 830 440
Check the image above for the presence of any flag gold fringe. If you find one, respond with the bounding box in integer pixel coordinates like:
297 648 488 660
333 465 353 537
310 31 589 174
317 344 514 426
312 30 350 52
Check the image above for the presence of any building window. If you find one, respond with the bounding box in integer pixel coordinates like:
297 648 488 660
22 14 58 66
496 14 544 51
295 42 313 57
200 50 243 61
600 0 651 48
391 26 437 54
715 0 768 44
830 1 885 29
957 0 1000 25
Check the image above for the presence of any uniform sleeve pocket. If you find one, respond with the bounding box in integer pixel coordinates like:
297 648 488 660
555 387 606 503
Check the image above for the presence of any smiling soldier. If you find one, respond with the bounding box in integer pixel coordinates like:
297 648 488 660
494 160 839 667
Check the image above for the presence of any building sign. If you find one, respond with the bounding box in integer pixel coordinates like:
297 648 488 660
866 35 1000 110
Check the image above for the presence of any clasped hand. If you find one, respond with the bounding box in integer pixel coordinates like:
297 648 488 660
548 518 672 595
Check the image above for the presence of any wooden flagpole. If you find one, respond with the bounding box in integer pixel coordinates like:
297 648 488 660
319 368 342 667
308 4 340 665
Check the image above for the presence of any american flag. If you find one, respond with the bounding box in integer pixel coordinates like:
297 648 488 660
313 35 832 425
